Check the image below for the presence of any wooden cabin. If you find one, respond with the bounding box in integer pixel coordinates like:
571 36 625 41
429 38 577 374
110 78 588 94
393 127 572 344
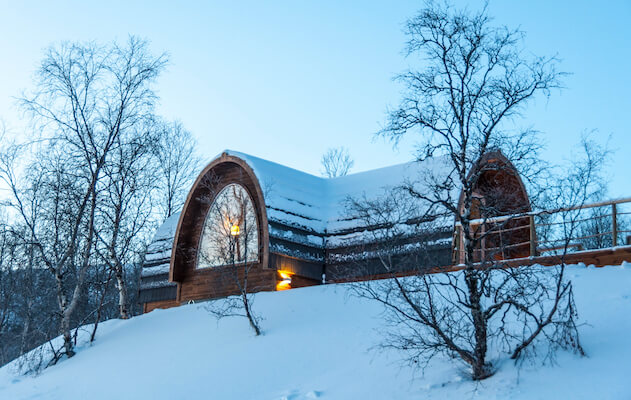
138 150 530 313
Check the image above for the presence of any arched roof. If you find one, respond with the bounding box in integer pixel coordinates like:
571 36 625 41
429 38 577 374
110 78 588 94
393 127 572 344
138 149 530 301
222 149 457 237
169 152 270 282
456 150 531 216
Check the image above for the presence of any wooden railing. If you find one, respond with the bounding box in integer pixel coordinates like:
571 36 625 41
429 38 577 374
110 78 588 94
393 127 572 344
453 197 631 264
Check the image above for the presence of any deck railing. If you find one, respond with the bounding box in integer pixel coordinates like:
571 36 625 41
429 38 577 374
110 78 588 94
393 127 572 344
453 197 631 264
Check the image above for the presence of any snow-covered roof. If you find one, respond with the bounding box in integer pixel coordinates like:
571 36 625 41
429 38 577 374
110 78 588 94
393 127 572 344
139 214 179 298
224 149 455 235
142 213 180 279
140 150 456 298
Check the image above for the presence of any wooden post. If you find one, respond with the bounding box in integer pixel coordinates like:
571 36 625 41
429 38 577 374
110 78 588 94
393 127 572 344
460 225 465 264
612 204 618 247
453 225 461 264
529 215 536 257
480 222 485 262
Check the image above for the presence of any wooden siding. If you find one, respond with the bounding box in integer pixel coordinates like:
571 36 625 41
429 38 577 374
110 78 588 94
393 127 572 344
287 274 321 288
327 244 453 282
269 252 324 281
139 150 539 307
137 284 177 303
454 152 532 264
171 156 272 302
143 299 180 313
179 263 277 301
170 155 269 282
329 245 631 286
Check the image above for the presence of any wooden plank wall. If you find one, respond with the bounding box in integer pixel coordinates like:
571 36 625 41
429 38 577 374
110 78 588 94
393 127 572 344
269 252 323 280
171 160 275 302
143 299 180 313
327 245 453 282
137 284 177 303
179 264 277 301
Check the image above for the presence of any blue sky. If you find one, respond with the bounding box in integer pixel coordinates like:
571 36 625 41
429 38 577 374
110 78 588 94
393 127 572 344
0 1 629 196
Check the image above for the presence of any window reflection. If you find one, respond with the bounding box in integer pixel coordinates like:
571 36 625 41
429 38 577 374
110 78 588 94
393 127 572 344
197 183 259 268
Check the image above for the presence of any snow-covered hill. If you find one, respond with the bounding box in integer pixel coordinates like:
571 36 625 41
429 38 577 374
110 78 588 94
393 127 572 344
1 264 630 400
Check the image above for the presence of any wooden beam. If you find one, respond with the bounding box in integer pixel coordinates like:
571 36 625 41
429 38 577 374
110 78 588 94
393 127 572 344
612 204 618 247
529 215 536 257
457 196 631 227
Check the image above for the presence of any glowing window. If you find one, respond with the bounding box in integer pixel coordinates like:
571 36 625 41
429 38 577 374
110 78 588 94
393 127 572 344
197 183 259 268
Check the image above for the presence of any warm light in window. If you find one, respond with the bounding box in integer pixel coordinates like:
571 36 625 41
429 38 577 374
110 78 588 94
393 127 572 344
230 224 240 236
276 271 292 291
197 183 259 269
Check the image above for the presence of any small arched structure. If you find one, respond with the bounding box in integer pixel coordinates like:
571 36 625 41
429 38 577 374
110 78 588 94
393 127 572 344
138 149 532 312
454 151 532 263
169 153 273 302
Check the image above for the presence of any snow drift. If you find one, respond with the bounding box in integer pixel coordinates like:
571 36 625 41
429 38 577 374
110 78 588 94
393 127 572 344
1 264 630 399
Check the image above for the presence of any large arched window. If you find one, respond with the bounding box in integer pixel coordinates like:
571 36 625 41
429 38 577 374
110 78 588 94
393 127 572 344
197 183 259 268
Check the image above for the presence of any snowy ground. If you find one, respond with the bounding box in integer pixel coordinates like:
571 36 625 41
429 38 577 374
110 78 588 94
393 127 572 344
1 263 630 400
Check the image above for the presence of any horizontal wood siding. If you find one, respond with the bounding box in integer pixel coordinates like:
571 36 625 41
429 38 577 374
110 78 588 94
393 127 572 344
143 299 180 313
288 275 321 288
327 245 452 282
179 264 276 301
137 285 177 303
269 252 324 280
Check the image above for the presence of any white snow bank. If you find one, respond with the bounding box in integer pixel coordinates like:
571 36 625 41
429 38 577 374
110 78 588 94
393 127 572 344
2 264 630 399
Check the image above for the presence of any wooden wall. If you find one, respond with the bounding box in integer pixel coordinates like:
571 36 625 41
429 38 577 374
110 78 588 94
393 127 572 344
137 283 177 304
327 244 453 282
170 157 273 303
455 151 532 263
143 299 180 313
269 252 323 281
153 150 538 308
179 264 277 301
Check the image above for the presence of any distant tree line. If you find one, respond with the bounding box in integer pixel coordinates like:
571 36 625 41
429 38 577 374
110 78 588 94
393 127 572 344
0 37 199 370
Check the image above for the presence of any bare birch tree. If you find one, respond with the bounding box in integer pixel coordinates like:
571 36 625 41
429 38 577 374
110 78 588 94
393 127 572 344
350 2 590 380
155 120 200 221
321 147 354 178
96 119 159 319
197 175 263 336
0 219 16 365
0 37 167 361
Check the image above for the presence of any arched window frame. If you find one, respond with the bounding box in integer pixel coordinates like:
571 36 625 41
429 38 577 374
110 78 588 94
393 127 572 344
196 183 260 269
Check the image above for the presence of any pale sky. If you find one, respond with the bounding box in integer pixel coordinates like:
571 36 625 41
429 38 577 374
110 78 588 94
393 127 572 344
0 1 629 196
